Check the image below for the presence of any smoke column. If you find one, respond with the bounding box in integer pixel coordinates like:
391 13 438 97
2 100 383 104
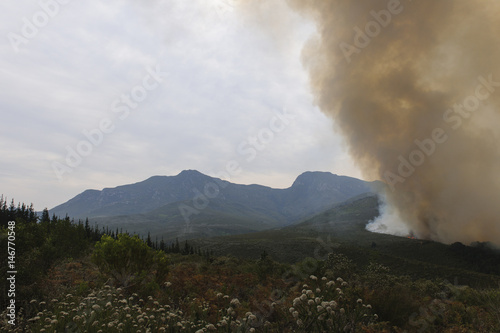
274 0 500 244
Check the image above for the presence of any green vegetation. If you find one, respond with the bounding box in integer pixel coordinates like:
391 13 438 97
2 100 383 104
0 196 104 312
1 195 500 332
92 234 169 291
194 196 500 287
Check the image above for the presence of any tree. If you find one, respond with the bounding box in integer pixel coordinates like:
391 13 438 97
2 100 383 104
92 234 169 288
41 208 50 224
174 238 180 253
257 250 274 281
84 218 91 238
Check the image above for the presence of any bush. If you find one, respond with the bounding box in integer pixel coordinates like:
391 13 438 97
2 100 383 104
325 253 356 279
92 234 169 290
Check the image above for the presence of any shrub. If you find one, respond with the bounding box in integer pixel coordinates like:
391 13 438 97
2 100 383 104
92 234 169 290
325 253 356 278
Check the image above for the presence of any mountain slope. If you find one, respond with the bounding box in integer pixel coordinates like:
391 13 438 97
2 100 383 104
51 170 376 219
50 170 379 240
281 171 378 222
192 196 500 287
50 170 216 218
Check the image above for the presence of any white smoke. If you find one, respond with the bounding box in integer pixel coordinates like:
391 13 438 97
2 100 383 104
366 194 411 237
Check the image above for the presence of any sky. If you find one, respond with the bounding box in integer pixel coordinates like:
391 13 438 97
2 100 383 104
0 0 363 211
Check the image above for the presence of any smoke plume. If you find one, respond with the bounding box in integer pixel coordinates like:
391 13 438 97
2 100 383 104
276 0 500 244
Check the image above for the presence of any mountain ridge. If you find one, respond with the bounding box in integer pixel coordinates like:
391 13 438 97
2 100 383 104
50 170 380 240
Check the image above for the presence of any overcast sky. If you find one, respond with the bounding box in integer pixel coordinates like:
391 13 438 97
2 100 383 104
0 0 362 210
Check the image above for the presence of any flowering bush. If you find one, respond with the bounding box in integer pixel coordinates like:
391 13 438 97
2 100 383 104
12 284 268 332
287 276 377 332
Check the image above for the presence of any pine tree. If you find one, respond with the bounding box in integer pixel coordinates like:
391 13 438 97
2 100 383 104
174 238 180 253
84 218 91 238
28 203 37 223
8 199 16 221
41 208 50 224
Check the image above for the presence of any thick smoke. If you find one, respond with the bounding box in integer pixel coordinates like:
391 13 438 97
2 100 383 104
277 0 500 244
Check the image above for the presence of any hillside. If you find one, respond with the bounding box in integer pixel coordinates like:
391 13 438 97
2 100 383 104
50 170 378 240
193 196 500 287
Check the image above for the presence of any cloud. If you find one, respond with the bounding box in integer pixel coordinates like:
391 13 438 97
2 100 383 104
0 0 360 210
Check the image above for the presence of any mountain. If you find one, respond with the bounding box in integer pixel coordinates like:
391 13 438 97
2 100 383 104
50 170 379 240
50 170 216 218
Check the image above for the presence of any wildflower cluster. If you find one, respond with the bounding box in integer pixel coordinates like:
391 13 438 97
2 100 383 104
288 275 377 332
23 285 215 332
18 284 267 333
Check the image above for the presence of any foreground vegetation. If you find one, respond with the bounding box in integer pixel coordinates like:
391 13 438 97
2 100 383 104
1 197 500 332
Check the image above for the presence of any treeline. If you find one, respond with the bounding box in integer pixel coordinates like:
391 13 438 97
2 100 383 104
0 196 215 310
0 195 37 227
90 227 214 259
0 197 112 310
144 232 214 260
